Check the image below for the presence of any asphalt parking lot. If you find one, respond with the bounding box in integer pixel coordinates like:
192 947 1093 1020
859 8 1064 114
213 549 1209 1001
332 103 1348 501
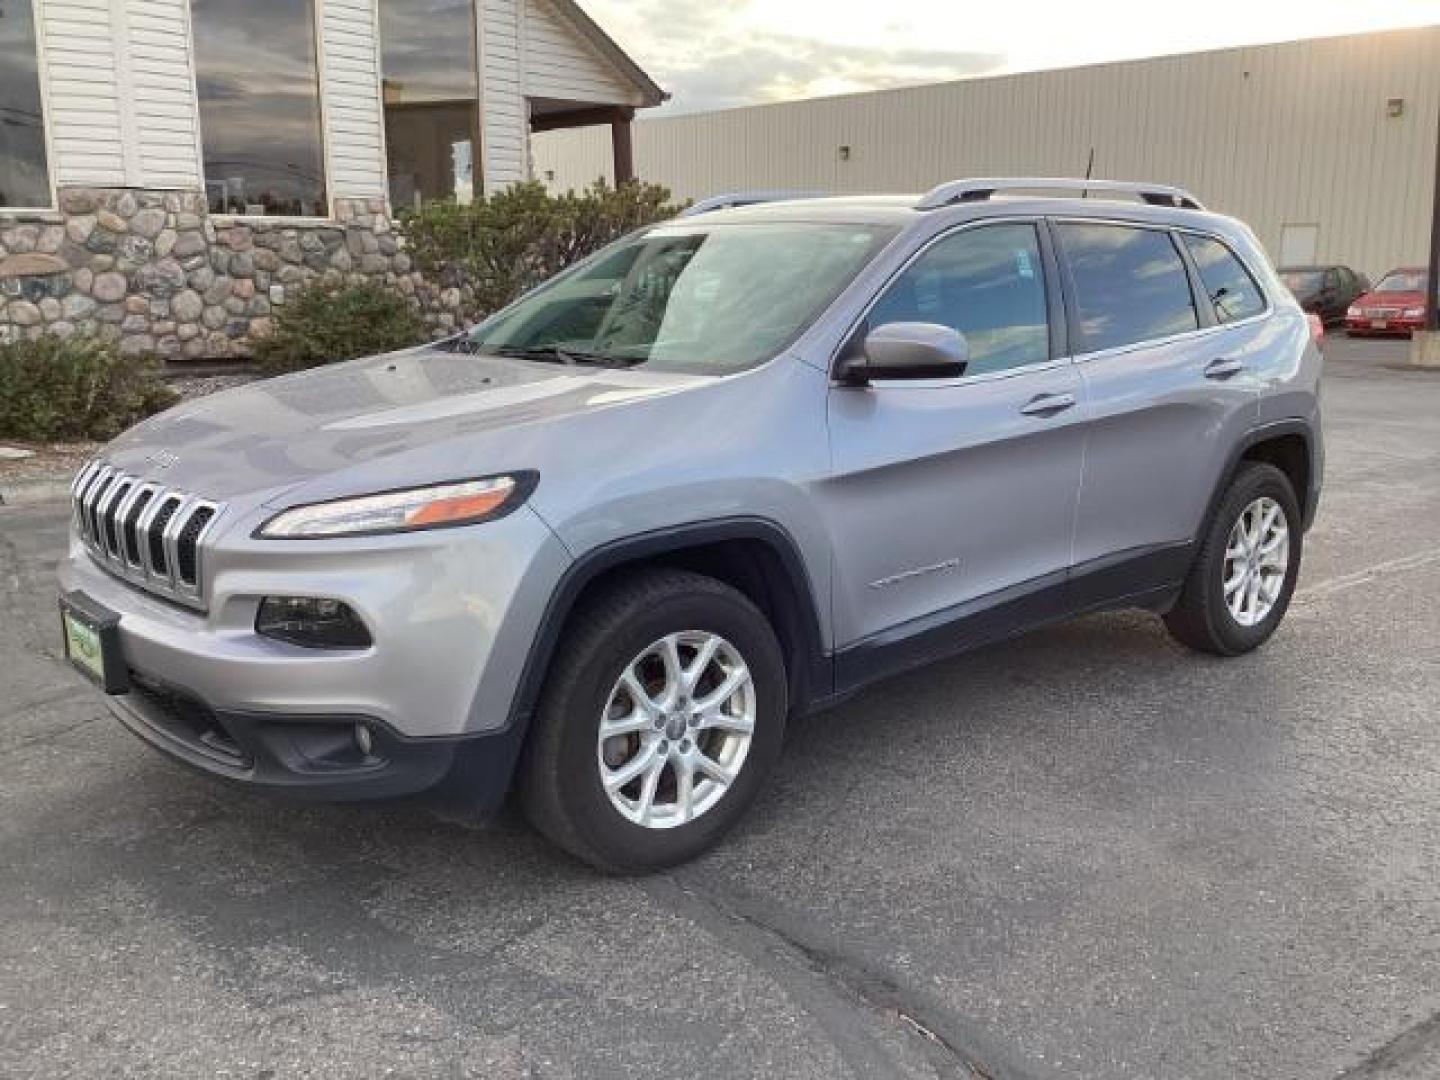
3 335 1439 1079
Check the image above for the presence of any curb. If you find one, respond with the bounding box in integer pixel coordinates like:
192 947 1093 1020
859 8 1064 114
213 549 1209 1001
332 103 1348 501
0 478 73 507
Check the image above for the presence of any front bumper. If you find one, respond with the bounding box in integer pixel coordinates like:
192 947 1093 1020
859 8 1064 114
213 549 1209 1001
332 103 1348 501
57 503 572 802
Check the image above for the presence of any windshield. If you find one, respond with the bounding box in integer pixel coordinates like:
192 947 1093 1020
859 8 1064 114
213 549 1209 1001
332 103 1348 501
1374 271 1426 293
464 222 897 375
1280 270 1324 295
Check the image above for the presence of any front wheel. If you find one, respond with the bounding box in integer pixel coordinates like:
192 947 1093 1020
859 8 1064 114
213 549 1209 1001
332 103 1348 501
1164 462 1303 656
519 568 787 873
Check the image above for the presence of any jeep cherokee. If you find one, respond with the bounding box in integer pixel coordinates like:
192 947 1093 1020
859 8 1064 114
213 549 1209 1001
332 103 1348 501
58 178 1324 871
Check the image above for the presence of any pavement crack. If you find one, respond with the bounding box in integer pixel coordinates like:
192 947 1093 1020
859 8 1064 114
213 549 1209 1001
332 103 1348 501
5 712 104 753
648 872 1039 1080
1334 1008 1440 1079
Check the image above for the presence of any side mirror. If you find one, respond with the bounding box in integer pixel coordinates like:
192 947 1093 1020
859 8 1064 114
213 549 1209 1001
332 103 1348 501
837 322 969 384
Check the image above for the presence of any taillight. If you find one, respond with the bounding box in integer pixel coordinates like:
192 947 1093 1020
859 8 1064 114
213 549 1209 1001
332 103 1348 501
1306 312 1325 345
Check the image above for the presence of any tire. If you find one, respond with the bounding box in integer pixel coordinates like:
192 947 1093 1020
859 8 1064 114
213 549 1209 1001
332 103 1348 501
1164 462 1303 657
519 568 788 873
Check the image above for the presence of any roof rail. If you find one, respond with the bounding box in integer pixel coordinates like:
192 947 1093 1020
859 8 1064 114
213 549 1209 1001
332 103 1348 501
679 190 829 217
917 177 1205 212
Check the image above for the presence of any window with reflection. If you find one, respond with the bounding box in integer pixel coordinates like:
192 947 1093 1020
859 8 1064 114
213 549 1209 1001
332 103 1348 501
380 0 480 209
193 0 328 217
869 223 1051 376
0 0 51 209
1058 223 1199 352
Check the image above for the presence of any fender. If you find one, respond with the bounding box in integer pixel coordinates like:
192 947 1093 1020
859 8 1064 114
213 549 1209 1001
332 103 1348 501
439 517 833 814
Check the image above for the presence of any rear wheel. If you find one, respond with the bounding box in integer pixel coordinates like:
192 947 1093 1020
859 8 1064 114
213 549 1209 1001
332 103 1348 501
519 568 787 873
1164 462 1302 656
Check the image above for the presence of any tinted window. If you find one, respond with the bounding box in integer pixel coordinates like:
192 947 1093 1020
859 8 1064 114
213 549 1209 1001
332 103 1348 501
1183 234 1267 323
380 0 479 209
868 223 1050 375
194 0 328 217
0 0 50 209
1059 223 1198 352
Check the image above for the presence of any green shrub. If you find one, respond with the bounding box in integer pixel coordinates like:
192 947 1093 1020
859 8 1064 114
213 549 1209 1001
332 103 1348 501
0 335 177 442
401 179 684 319
252 282 426 373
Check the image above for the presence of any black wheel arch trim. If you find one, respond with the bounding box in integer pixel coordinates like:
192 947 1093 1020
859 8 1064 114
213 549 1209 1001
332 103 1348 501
1207 418 1322 534
511 517 831 724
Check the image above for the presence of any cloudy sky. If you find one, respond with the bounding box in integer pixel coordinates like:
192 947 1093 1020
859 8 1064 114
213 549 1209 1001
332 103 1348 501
580 0 1440 114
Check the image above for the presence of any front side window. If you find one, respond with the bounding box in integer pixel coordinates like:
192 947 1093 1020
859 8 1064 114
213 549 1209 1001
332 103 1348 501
467 223 897 376
380 0 480 210
867 223 1050 376
0 0 51 209
1059 223 1199 353
1182 234 1266 323
193 0 328 217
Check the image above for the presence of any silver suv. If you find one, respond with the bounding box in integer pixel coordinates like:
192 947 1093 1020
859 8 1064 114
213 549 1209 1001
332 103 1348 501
59 179 1323 871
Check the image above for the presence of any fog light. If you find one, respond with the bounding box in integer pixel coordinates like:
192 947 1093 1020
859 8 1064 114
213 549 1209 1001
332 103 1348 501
256 597 373 649
354 723 373 757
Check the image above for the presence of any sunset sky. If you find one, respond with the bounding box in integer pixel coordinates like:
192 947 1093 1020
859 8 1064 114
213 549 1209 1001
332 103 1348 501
579 0 1440 113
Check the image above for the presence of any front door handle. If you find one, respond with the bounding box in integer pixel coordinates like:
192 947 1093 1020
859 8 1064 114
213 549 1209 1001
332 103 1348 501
1019 392 1077 418
1204 357 1245 380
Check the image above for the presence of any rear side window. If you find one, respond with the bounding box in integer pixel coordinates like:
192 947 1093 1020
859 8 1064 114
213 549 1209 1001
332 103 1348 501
1058 223 1199 353
1183 234 1267 323
867 222 1050 376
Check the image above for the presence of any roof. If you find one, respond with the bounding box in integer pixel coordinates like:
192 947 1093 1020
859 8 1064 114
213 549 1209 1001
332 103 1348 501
549 1 667 108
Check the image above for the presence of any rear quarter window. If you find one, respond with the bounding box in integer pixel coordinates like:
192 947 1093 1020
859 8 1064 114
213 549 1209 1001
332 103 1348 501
1182 234 1268 323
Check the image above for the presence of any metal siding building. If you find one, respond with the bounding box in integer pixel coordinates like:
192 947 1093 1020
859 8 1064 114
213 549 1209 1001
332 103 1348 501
535 25 1440 280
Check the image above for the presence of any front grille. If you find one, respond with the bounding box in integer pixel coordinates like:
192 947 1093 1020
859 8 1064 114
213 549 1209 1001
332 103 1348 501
71 462 225 609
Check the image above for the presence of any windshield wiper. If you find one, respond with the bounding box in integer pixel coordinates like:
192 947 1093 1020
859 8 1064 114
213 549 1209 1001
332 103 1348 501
486 344 643 368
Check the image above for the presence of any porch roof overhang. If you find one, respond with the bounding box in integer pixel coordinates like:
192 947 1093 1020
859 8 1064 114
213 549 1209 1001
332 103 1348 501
547 0 667 110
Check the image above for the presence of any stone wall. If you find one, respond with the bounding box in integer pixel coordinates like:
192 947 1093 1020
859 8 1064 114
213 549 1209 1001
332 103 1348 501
0 188 468 360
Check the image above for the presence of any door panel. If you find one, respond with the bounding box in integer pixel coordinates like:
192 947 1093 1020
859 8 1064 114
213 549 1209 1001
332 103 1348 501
825 365 1086 648
1058 222 1263 570
1072 326 1262 566
821 220 1087 649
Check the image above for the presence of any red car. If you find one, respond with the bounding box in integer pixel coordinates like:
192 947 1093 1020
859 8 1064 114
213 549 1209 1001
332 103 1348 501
1345 267 1431 336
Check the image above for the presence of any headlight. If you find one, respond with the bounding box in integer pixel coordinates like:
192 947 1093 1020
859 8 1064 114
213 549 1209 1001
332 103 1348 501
1346 306 1362 319
1403 306 1424 319
258 473 536 539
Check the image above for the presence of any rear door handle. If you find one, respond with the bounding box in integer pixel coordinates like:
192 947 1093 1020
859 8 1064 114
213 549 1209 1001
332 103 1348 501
1204 357 1245 380
1019 392 1077 418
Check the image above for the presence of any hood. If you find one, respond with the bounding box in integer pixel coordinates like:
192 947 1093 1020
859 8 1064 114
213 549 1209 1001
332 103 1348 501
101 345 707 501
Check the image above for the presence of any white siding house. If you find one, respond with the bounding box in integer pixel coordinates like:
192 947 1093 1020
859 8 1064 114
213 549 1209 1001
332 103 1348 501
0 0 663 358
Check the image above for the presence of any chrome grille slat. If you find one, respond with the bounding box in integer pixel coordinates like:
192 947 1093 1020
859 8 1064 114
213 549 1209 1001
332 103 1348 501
116 485 155 567
84 467 115 544
69 462 226 611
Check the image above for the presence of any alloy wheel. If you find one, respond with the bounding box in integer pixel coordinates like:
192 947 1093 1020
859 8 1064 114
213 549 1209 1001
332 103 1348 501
1223 496 1290 627
596 632 756 829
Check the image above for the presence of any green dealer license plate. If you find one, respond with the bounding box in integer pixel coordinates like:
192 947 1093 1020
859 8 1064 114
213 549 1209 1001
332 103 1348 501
59 594 128 694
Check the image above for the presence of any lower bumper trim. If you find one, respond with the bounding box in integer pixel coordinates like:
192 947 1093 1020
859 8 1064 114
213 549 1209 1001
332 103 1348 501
110 677 467 802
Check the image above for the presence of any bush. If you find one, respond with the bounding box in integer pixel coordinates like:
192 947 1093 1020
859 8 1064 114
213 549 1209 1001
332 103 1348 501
0 335 177 442
402 179 685 319
252 282 427 373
